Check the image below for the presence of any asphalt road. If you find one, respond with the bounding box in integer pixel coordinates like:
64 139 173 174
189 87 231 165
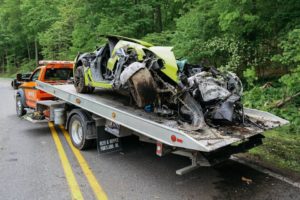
0 78 299 200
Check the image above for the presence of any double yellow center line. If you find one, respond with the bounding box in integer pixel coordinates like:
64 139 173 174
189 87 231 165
49 122 108 200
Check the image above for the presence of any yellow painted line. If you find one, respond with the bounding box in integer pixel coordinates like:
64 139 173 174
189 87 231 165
48 122 84 200
59 125 108 200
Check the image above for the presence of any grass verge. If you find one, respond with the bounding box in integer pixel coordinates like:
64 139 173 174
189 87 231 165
243 83 299 177
0 72 15 78
247 127 300 174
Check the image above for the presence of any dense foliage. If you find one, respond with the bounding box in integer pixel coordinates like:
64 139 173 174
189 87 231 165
0 0 299 131
0 0 299 70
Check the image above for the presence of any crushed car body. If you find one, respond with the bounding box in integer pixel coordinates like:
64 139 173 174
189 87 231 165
73 35 288 133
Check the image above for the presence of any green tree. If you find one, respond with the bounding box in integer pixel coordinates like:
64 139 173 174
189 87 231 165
20 0 59 63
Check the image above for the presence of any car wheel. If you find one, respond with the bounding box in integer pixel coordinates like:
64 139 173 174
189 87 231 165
74 66 90 93
129 68 157 108
16 96 26 117
68 114 93 150
88 86 95 93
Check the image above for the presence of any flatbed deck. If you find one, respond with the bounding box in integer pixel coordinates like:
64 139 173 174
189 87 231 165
37 81 288 152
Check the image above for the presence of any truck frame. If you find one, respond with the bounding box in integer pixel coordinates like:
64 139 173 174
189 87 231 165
33 80 288 175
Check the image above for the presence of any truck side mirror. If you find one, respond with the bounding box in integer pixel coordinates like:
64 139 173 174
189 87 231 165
16 73 23 81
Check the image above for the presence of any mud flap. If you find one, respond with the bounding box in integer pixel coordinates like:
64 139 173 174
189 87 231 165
97 126 123 154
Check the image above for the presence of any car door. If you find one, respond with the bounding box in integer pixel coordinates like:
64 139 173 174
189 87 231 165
22 68 41 108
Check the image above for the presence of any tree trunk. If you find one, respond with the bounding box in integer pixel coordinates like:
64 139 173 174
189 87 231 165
273 91 300 108
2 54 4 73
155 5 163 32
26 40 31 60
5 48 8 73
14 56 16 69
35 38 38 66
152 11 156 32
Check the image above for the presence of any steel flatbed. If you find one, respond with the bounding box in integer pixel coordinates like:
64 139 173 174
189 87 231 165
36 81 288 153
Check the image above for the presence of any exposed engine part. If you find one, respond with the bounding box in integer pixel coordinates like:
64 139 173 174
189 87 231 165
211 94 241 123
182 66 244 126
188 72 231 102
225 72 243 96
179 93 206 130
149 68 207 130
154 105 174 116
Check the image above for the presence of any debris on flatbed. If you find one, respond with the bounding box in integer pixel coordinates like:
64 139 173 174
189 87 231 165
241 176 253 185
26 111 45 120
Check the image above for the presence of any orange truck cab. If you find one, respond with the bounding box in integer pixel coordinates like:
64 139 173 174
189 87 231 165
16 60 73 116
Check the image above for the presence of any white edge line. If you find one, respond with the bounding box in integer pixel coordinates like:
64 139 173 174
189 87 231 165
231 156 300 189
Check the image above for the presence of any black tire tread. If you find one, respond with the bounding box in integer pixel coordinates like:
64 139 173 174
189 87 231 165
16 96 26 117
74 66 90 93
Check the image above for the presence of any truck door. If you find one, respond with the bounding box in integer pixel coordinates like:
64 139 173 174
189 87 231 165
23 69 41 108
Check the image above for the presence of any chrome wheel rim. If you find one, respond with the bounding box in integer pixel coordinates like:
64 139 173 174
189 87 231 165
71 119 83 145
17 99 22 115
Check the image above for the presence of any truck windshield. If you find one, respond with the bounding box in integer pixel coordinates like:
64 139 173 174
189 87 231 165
45 68 73 81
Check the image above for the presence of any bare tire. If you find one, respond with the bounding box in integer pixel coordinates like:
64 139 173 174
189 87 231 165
16 96 26 117
129 68 157 108
68 114 93 150
74 66 90 93
11 80 18 89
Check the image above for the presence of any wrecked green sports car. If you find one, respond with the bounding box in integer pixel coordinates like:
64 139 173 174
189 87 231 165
73 35 283 131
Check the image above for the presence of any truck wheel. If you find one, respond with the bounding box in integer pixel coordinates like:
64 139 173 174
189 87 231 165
68 114 93 150
16 96 26 117
11 80 18 89
74 66 90 93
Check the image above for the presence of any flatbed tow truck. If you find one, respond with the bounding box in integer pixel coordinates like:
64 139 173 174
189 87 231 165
31 80 289 175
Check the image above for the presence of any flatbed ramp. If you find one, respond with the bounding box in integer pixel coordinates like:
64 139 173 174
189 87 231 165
37 81 288 153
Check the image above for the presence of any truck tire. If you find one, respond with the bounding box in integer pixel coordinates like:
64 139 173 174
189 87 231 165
74 66 90 93
16 96 26 117
11 79 18 89
68 114 93 150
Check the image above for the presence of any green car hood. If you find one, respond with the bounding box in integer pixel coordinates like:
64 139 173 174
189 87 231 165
149 46 179 83
105 35 179 83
